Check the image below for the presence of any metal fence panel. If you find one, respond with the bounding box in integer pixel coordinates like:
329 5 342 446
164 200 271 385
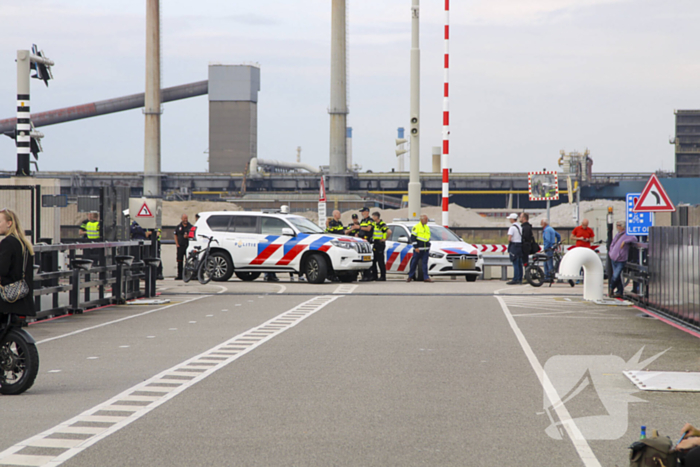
648 226 700 331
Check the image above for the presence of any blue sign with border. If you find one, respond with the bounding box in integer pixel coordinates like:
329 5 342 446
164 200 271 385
626 193 653 236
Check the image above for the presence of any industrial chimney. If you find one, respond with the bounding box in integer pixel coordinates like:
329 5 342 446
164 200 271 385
328 0 348 192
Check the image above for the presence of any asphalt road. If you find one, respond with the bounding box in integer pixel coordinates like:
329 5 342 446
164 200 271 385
0 277 698 466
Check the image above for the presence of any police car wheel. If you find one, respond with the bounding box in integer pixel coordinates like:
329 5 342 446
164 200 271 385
235 272 261 282
304 254 328 284
208 252 234 282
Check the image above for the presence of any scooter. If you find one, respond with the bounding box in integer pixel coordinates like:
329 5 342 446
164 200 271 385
0 313 39 395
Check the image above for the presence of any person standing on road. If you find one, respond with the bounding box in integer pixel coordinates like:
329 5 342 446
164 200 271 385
0 209 35 317
345 214 361 236
359 207 375 282
406 214 432 283
370 211 391 281
540 219 561 282
608 221 636 298
572 218 595 249
506 213 523 285
520 212 535 267
325 210 345 234
174 214 192 280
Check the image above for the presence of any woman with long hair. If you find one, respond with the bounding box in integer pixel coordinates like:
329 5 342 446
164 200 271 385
0 209 35 316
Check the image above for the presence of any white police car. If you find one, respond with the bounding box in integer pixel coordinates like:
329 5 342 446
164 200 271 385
384 221 483 281
188 211 373 284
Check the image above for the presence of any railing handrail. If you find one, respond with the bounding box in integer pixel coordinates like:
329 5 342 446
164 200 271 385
34 240 152 253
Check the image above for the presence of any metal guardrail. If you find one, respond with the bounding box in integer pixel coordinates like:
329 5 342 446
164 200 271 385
31 240 160 321
481 255 512 281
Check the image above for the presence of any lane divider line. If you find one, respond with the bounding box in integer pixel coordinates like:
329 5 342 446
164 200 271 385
0 295 341 467
36 296 209 346
333 284 358 295
495 295 602 467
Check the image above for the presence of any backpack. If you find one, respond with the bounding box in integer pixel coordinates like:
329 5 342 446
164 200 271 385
629 433 677 467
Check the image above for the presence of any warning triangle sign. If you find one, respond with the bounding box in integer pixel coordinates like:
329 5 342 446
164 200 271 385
632 174 675 212
136 202 154 218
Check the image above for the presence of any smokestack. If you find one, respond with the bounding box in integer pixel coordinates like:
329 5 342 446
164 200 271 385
143 0 161 197
329 0 348 192
346 127 353 171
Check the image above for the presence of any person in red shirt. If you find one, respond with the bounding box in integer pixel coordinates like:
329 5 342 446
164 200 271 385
571 219 595 248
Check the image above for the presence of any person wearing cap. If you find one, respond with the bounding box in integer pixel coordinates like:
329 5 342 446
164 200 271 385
345 214 361 236
370 211 391 281
358 207 375 281
506 213 523 285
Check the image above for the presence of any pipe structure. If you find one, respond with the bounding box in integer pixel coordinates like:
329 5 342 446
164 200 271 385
143 0 162 198
16 50 31 176
408 0 421 219
441 0 450 227
557 247 604 302
328 0 348 192
254 158 321 174
0 81 208 135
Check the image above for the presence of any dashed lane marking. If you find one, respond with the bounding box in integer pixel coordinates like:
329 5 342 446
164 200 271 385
0 295 341 467
333 284 358 295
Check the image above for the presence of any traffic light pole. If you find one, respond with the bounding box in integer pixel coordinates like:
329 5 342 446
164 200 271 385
408 0 421 220
16 50 31 176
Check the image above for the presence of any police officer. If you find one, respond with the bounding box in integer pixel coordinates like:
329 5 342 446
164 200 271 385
78 215 90 240
325 210 345 234
174 214 192 280
130 220 147 240
345 214 361 236
358 207 375 282
370 211 391 281
406 214 432 283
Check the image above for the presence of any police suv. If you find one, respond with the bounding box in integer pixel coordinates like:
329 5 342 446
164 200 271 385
188 211 373 284
384 220 483 281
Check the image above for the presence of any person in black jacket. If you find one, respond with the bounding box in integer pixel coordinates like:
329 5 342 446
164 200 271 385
520 212 535 267
0 209 35 316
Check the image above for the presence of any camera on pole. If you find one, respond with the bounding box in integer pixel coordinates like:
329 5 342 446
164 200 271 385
29 44 54 87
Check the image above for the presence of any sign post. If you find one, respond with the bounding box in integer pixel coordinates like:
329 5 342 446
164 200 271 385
626 193 654 236
318 177 327 229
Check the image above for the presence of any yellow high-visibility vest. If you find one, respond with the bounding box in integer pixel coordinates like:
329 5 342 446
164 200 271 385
86 221 100 240
411 222 431 243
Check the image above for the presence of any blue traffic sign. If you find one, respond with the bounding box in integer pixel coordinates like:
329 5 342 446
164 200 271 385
626 193 653 236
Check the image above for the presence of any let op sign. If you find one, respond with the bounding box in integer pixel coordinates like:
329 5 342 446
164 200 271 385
626 193 653 236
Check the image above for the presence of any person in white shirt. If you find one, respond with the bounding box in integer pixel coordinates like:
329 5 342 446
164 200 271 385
506 213 523 285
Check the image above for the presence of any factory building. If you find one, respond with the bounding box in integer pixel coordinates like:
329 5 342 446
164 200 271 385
208 64 261 174
673 110 700 177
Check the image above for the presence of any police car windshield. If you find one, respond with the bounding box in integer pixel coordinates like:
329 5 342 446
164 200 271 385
426 225 462 242
288 216 324 234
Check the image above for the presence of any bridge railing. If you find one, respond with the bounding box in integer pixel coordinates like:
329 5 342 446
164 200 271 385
31 240 160 321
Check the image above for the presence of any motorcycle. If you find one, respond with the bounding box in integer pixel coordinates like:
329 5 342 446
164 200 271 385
0 313 39 395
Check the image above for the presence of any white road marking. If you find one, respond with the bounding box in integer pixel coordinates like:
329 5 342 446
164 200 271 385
47 370 61 373
276 285 286 294
119 345 129 348
333 284 358 295
86 357 98 360
495 295 601 467
0 295 341 467
36 296 208 346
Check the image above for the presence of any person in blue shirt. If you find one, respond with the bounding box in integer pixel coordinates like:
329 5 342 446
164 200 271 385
540 219 561 282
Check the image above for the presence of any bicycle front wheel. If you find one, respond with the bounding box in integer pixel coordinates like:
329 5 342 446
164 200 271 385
183 258 197 283
198 255 213 285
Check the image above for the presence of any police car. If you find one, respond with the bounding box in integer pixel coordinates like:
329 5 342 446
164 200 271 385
384 220 483 281
188 211 373 284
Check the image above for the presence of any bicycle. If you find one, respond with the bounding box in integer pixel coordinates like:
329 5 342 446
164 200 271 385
525 242 570 287
182 235 218 285
196 235 220 285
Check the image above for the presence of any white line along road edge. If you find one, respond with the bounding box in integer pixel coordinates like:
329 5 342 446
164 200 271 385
495 295 602 467
0 295 341 467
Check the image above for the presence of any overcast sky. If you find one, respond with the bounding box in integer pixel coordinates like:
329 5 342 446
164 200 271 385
1 0 698 175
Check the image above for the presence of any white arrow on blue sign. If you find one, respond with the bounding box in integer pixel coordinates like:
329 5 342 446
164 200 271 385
626 193 654 236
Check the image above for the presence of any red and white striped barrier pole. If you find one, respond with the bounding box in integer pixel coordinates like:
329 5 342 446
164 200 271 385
441 0 450 228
